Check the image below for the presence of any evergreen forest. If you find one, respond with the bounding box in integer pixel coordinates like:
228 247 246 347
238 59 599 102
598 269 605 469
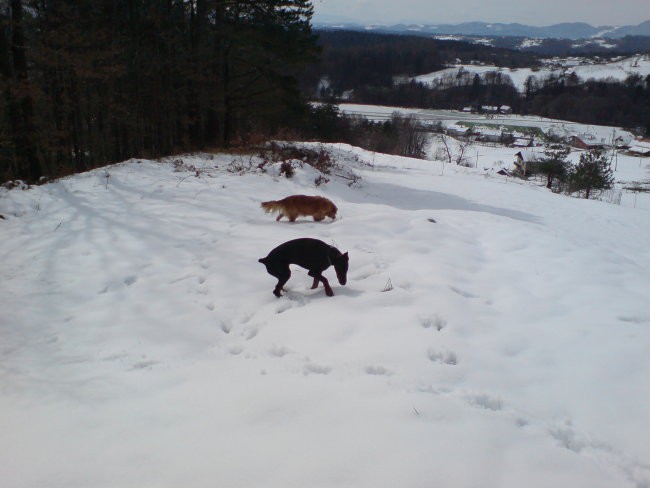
1 0 317 182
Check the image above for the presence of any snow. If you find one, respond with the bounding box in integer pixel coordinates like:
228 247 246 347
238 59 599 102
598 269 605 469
572 39 618 50
433 35 464 41
1 142 650 488
519 38 543 48
568 56 650 81
629 140 650 152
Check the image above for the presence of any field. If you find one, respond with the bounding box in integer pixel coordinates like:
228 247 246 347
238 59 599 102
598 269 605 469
1 140 649 487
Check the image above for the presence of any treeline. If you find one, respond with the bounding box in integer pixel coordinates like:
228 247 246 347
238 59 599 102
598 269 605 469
1 1 317 183
351 71 650 132
355 74 520 112
300 30 540 96
523 74 650 130
491 36 650 56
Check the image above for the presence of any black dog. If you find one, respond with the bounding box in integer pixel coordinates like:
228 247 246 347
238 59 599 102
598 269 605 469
259 238 349 297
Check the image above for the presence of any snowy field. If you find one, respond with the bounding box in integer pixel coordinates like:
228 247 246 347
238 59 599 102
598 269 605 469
337 102 638 146
414 55 650 93
1 142 650 488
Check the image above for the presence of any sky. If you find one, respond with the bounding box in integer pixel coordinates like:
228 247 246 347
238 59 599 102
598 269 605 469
311 0 650 27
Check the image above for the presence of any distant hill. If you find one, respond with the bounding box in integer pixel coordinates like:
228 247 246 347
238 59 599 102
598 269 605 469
314 20 650 40
606 20 650 38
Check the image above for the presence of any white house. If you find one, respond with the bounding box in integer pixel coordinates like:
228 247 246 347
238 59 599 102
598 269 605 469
513 150 542 176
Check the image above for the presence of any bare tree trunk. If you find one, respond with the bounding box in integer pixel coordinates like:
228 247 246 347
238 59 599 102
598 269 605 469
455 138 474 166
10 0 41 181
214 0 231 146
439 134 453 166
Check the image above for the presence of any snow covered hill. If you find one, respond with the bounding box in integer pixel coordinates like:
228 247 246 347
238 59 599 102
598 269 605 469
1 144 649 488
414 55 650 93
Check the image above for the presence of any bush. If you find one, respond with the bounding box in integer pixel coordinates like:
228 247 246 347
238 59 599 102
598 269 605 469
279 161 295 178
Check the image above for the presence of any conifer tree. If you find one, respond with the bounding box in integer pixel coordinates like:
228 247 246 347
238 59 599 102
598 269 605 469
212 0 318 143
570 148 614 199
538 145 571 190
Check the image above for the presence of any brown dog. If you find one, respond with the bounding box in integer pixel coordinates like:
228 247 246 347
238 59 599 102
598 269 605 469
261 195 337 222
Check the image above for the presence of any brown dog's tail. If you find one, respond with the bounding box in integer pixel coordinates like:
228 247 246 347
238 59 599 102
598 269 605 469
261 200 283 214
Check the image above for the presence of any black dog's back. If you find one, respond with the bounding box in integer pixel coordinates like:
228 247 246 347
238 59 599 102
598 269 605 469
259 238 331 270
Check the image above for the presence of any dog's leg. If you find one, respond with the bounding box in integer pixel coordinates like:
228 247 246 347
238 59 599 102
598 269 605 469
320 275 334 296
276 213 283 221
273 267 291 297
308 270 320 289
309 270 333 296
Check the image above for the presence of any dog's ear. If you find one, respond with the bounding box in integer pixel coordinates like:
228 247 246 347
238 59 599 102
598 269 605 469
343 252 349 259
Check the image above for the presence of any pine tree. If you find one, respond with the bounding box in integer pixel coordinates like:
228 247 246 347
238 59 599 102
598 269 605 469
538 145 571 190
212 0 318 144
570 149 614 199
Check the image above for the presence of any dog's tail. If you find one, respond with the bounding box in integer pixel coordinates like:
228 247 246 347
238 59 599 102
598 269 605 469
261 200 283 214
